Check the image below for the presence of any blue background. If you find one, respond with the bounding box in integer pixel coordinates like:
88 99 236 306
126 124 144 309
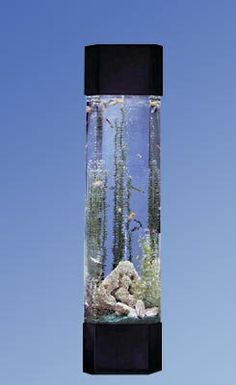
0 0 235 384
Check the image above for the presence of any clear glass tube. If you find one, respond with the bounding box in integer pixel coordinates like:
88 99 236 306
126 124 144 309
84 95 161 324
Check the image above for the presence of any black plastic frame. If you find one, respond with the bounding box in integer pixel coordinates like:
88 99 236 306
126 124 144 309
83 322 162 374
85 44 163 96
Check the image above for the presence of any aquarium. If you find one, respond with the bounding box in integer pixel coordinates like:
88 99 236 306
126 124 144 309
84 95 161 324
83 44 163 374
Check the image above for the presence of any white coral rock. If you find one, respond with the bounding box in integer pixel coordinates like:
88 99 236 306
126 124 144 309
121 275 132 290
145 307 159 317
92 261 140 316
135 299 146 319
115 287 136 307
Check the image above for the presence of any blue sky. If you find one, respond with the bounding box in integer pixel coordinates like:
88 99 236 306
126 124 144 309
1 0 236 384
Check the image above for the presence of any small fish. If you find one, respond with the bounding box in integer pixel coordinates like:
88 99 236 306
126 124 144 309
128 211 136 221
117 207 122 213
135 219 142 227
137 153 143 160
130 219 143 232
86 106 93 113
149 100 160 108
90 257 102 265
93 180 104 188
131 185 145 193
106 118 114 128
109 98 124 106
115 98 124 104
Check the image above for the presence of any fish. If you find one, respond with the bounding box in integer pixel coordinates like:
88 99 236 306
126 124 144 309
130 219 143 232
86 106 93 113
131 185 145 193
149 100 160 107
90 257 102 265
137 153 143 160
109 97 124 106
128 211 136 221
106 118 114 128
117 207 122 213
115 98 124 104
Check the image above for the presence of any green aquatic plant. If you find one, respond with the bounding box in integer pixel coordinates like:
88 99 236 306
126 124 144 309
86 160 108 281
85 98 108 282
95 101 103 160
148 105 161 246
126 175 133 262
112 107 126 269
107 106 144 267
134 232 160 308
101 171 108 279
148 160 160 241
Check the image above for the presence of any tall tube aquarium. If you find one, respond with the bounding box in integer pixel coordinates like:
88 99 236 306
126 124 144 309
83 44 163 374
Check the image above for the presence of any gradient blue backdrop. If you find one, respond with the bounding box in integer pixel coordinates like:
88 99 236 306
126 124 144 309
1 0 235 384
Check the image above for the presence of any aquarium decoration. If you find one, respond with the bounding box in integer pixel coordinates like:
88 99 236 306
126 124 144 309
83 44 163 374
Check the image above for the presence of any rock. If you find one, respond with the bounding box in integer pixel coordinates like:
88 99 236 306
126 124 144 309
114 287 136 307
145 307 159 317
94 261 140 315
92 285 117 313
101 274 120 293
135 299 146 319
106 261 138 282
121 275 132 290
115 302 135 316
115 261 140 280
100 261 139 296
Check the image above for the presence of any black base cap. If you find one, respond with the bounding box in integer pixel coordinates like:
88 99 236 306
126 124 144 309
83 322 162 374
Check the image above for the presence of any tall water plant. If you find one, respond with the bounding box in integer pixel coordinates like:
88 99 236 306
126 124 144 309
148 100 161 247
86 100 108 282
126 175 133 262
112 107 126 269
133 99 161 309
134 232 160 308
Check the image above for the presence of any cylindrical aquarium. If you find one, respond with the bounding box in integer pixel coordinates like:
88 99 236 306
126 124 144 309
83 44 163 374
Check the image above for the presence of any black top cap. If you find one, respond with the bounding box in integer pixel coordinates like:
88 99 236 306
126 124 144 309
84 44 163 96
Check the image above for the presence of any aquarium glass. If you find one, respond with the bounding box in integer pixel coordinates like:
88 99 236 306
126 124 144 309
84 95 161 324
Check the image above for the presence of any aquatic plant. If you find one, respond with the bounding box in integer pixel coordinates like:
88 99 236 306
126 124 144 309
86 160 108 281
107 107 145 265
148 159 160 245
112 107 126 269
101 171 108 279
95 101 103 160
133 98 161 309
148 103 161 246
86 98 109 284
133 232 160 308
126 175 133 262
